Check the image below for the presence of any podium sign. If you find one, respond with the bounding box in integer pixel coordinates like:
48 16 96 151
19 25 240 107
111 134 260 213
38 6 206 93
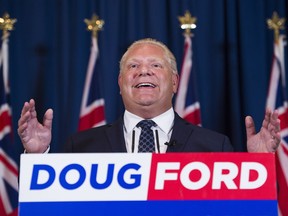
19 153 278 216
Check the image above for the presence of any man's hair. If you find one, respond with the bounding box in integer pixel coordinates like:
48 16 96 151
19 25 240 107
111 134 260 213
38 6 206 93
119 38 178 74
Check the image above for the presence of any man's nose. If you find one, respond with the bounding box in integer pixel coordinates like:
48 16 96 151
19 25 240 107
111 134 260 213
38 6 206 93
139 66 152 76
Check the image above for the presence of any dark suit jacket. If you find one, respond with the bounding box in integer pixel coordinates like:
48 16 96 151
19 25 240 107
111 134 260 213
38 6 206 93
64 113 234 153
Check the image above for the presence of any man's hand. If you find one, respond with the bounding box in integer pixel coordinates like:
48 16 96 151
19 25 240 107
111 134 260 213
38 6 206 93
17 99 53 153
245 109 281 153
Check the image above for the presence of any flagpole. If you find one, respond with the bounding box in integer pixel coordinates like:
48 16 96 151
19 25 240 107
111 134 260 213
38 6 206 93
78 14 105 130
0 13 16 95
266 12 286 110
80 14 104 114
175 11 201 125
175 11 197 116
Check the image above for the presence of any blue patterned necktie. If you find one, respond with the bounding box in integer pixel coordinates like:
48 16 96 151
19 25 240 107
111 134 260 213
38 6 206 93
137 120 156 152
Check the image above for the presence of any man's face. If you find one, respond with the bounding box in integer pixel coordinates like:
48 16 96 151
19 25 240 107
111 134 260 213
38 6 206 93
118 43 178 117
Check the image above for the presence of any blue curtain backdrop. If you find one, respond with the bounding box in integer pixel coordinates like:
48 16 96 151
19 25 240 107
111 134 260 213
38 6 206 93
0 0 287 163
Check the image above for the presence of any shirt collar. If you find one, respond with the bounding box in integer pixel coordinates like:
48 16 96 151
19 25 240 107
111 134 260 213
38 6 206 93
123 108 175 134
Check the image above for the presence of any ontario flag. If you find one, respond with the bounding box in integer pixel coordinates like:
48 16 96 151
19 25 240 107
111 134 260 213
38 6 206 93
78 36 106 131
0 34 19 215
266 34 288 216
175 34 201 125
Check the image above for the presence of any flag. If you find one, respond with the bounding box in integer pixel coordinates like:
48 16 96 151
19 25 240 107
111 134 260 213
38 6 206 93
266 35 288 216
78 36 105 131
175 34 201 125
0 34 19 216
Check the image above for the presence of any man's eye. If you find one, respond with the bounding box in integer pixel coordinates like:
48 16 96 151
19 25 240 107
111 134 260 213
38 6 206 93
129 64 138 69
152 64 162 68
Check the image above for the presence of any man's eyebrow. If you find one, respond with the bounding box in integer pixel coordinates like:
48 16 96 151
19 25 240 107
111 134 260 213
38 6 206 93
126 58 140 62
125 57 165 64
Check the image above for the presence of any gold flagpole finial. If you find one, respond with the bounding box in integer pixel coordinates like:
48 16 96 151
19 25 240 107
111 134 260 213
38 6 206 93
178 10 197 36
0 12 17 39
84 14 104 38
267 11 285 42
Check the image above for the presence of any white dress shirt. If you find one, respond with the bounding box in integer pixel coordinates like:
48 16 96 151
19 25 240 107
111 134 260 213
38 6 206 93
123 108 175 153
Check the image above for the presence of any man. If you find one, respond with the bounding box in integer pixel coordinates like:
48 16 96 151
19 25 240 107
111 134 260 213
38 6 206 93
17 38 281 153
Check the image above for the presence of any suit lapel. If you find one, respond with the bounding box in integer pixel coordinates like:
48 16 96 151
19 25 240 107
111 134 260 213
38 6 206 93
105 117 127 152
166 113 195 152
103 113 194 153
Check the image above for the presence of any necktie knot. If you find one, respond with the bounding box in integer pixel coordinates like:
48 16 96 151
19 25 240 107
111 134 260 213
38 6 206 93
137 120 156 129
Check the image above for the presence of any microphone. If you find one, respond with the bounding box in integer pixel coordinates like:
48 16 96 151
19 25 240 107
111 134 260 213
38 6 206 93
164 139 177 147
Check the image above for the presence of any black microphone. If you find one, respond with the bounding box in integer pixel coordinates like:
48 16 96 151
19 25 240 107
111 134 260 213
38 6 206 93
164 139 177 147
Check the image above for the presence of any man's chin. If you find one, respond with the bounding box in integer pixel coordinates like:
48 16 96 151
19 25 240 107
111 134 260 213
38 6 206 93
136 100 156 106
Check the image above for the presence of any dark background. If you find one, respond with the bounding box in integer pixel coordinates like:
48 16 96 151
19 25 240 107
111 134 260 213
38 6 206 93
1 0 287 164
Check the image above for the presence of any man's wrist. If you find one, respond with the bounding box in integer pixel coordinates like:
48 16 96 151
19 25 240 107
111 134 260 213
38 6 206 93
24 145 50 154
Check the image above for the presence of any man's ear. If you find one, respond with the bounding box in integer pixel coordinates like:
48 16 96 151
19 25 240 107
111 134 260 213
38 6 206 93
118 74 122 94
172 73 179 93
118 73 122 85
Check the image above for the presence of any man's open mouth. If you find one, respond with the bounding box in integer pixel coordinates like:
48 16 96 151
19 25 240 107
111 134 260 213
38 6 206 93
134 82 156 88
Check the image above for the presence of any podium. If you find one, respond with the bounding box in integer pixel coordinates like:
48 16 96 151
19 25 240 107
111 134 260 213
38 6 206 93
18 153 278 216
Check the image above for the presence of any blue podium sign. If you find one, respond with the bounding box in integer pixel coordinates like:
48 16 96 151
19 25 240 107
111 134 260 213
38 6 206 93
18 153 278 216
